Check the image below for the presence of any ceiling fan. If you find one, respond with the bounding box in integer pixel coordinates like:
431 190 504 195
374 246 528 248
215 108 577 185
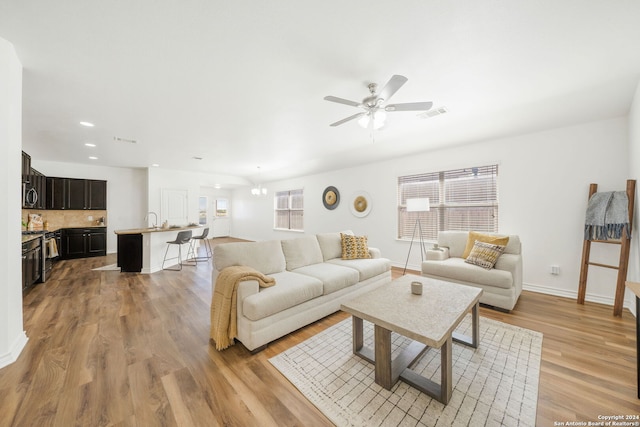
324 75 432 129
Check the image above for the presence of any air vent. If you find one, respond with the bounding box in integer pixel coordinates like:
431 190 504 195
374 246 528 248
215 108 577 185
113 136 137 144
418 106 448 119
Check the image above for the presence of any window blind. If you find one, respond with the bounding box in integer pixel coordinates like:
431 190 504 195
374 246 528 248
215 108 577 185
274 189 304 231
398 165 498 240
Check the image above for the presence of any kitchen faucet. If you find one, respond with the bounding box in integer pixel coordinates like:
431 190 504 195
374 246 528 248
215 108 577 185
145 211 158 228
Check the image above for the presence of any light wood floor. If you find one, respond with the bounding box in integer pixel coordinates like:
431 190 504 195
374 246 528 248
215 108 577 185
1 237 639 426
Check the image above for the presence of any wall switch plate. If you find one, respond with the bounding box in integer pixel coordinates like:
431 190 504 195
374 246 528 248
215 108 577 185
550 265 560 275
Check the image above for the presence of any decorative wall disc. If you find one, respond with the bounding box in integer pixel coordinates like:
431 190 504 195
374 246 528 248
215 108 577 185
322 186 340 210
350 191 372 217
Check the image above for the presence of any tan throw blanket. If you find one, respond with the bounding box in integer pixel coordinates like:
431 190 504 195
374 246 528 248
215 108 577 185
210 265 276 350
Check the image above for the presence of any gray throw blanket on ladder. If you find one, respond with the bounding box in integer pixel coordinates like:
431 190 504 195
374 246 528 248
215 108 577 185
584 191 630 240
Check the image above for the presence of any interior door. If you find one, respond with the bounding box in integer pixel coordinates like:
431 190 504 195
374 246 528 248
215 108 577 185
161 189 188 226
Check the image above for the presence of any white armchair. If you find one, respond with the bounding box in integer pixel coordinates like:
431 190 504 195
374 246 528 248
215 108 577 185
421 231 523 311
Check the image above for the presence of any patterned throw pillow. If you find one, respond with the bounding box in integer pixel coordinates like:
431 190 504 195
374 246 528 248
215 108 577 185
464 241 505 270
462 231 509 259
340 233 372 260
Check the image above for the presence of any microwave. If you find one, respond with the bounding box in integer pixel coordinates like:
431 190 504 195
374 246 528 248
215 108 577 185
22 181 38 208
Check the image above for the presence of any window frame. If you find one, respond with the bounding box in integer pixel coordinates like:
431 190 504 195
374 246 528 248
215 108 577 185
397 164 499 241
274 189 304 232
198 196 208 225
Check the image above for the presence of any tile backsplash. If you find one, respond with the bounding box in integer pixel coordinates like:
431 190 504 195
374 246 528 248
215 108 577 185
22 209 107 231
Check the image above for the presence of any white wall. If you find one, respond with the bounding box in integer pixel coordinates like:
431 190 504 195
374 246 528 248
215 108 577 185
0 38 27 369
232 117 631 308
627 81 640 315
147 168 201 226
31 161 147 253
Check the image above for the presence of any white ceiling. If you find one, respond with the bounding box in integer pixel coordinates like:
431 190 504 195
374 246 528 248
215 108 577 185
2 1 640 186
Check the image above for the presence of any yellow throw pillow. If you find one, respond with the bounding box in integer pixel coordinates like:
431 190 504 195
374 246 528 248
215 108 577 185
341 233 372 260
462 231 509 259
465 241 505 270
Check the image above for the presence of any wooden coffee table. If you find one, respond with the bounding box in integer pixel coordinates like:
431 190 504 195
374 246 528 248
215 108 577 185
340 275 482 404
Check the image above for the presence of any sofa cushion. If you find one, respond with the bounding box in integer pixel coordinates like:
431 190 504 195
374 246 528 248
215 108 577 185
422 258 513 289
465 241 505 270
327 257 391 281
341 234 372 260
316 230 354 261
214 240 285 275
281 236 324 270
292 262 360 295
242 271 323 321
437 231 470 258
462 231 509 258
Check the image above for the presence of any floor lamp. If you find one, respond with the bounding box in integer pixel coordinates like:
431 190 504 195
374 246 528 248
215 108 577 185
403 198 430 275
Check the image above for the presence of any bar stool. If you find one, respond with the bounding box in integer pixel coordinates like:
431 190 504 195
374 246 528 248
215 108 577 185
189 227 212 263
162 230 193 271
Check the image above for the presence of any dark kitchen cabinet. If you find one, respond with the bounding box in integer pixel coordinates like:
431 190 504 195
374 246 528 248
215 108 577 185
67 178 86 209
47 177 66 209
22 237 42 291
60 227 107 259
21 151 31 183
46 177 107 210
87 231 107 255
87 180 107 209
117 234 142 272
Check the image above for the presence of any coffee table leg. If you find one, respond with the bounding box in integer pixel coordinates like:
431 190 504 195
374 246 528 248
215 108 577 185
374 324 393 389
440 338 452 404
352 316 363 353
452 301 480 349
471 301 479 348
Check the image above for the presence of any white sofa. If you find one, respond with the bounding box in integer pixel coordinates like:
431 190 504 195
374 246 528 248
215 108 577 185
212 231 392 351
421 231 522 311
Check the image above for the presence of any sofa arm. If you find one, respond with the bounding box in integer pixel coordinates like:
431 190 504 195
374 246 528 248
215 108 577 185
426 248 450 261
212 269 260 313
368 247 382 259
494 253 523 293
236 280 260 308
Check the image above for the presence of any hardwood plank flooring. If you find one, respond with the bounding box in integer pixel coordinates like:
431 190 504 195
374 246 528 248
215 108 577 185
0 237 638 426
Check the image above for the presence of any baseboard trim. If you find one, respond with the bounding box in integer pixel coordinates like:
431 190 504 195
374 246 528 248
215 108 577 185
0 331 28 369
523 282 636 316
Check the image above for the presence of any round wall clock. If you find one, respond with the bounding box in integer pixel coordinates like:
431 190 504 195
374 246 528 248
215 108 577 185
322 186 340 210
350 191 372 217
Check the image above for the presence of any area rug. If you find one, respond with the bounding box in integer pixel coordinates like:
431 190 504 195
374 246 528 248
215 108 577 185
269 315 542 427
92 263 120 271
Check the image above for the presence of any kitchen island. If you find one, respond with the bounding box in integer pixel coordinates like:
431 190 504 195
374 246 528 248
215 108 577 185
114 225 203 273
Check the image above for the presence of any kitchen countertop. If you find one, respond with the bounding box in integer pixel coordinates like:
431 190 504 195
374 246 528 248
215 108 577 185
114 224 202 235
22 234 42 244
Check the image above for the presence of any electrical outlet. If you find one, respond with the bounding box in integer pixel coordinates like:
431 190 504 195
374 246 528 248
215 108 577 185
550 265 560 275
87 215 93 221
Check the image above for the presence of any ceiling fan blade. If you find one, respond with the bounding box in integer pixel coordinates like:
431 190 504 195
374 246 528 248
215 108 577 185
378 75 408 102
329 112 365 127
385 101 433 112
324 96 361 108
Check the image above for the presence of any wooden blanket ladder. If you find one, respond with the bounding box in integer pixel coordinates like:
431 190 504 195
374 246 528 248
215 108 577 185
578 179 636 316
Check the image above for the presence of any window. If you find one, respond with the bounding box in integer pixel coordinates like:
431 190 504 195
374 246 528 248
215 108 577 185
215 198 228 217
397 165 498 240
274 189 304 231
198 196 208 225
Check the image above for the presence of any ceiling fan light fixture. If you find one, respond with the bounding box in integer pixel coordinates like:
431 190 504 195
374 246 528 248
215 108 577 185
357 113 370 129
251 185 267 196
251 166 268 196
325 75 432 129
373 110 386 126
